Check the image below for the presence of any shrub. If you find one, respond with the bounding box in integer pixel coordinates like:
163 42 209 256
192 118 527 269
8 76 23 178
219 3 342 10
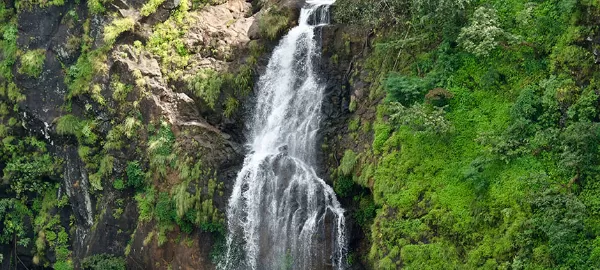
53 261 73 270
333 0 470 30
353 196 377 228
110 76 133 102
147 121 176 177
333 0 409 27
384 74 428 106
82 254 126 270
559 121 600 174
113 178 125 190
3 138 56 196
126 161 145 189
187 69 223 109
530 189 587 267
172 182 194 218
223 96 238 118
424 88 454 107
334 176 354 198
389 102 450 134
155 192 175 224
18 49 45 77
135 188 156 223
0 21 17 78
88 0 106 14
65 50 100 98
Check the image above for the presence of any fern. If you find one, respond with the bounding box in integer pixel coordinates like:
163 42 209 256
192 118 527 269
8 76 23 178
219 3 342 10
223 96 238 118
338 150 358 176
140 0 166 16
55 115 83 136
18 49 45 77
147 121 176 177
172 182 195 218
187 69 223 109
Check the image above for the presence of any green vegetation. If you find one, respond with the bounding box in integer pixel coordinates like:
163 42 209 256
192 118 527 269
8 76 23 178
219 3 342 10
126 161 145 189
18 49 45 77
338 149 358 176
130 120 225 247
81 254 126 270
33 189 72 268
111 76 133 102
140 0 166 16
87 0 107 14
56 114 98 144
113 178 125 190
258 6 292 40
145 0 190 80
187 69 224 109
147 121 176 177
333 0 600 269
16 0 64 9
65 19 109 99
0 4 71 268
2 137 57 196
135 187 157 223
134 159 225 246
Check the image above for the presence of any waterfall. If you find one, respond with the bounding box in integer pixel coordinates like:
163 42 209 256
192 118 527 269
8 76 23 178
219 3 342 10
221 0 347 269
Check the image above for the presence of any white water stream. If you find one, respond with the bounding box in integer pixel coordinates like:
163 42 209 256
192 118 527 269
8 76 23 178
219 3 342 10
221 1 346 269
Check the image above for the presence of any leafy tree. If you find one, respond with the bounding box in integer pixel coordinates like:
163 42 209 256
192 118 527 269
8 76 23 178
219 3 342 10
1 137 57 196
458 7 517 57
0 199 32 247
530 189 590 268
559 122 600 175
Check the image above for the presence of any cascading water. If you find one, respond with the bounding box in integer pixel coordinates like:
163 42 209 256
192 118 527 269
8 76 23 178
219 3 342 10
221 0 346 269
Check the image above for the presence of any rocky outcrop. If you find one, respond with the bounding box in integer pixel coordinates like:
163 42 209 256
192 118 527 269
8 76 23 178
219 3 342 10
184 0 256 64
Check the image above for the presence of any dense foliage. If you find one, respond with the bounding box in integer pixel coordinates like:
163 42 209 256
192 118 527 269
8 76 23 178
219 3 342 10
334 0 600 269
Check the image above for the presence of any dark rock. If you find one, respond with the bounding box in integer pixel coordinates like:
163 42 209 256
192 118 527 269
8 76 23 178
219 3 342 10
248 18 261 40
16 0 84 125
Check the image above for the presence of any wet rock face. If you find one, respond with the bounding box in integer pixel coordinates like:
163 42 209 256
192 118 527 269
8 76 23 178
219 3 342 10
315 25 353 179
316 25 371 173
316 25 372 270
16 0 85 125
318 26 351 126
